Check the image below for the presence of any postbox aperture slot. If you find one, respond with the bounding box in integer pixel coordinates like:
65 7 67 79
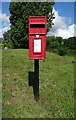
30 24 45 28
34 38 41 53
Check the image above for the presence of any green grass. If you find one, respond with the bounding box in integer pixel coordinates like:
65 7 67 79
0 47 2 120
2 49 74 118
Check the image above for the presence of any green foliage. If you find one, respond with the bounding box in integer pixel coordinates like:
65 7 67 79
0 38 4 43
2 43 8 49
56 36 63 45
58 47 68 56
2 42 13 49
50 41 59 49
46 36 76 55
46 36 60 51
0 43 2 49
3 30 11 44
8 2 55 48
2 44 4 49
7 41 14 49
50 36 56 42
64 37 76 49
46 37 51 51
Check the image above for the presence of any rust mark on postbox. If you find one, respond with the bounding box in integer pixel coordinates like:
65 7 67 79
28 16 47 59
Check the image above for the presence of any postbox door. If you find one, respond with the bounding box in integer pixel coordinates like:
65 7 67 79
33 38 42 53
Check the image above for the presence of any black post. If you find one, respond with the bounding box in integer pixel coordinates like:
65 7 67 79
33 59 39 102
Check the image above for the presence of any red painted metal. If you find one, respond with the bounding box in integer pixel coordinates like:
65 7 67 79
28 16 47 59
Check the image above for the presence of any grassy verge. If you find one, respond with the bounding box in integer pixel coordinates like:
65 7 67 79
0 45 2 119
2 49 74 118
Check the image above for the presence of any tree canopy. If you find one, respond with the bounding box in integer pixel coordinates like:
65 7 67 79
5 2 55 48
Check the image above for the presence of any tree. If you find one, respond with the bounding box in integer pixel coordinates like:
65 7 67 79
55 36 63 45
46 36 59 51
0 38 4 43
8 2 55 48
3 30 11 43
64 37 76 49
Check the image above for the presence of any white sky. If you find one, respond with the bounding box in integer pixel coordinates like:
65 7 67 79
0 7 75 38
0 11 10 38
47 8 76 38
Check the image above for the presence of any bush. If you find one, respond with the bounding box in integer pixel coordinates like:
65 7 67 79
64 37 76 49
46 39 60 51
0 43 2 49
2 44 4 49
50 42 60 49
46 38 51 51
7 41 14 49
58 47 68 56
46 40 50 46
2 43 8 49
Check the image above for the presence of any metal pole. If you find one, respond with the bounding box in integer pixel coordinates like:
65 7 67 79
33 59 39 102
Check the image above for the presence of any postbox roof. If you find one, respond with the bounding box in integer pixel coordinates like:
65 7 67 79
29 16 47 24
29 16 46 18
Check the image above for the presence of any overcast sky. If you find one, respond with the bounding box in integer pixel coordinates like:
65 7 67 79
0 2 76 38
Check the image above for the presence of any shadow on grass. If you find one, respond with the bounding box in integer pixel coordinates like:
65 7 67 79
28 72 35 86
28 71 39 102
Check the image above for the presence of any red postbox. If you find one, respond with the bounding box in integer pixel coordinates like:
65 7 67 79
28 16 47 59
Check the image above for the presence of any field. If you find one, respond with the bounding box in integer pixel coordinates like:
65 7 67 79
2 49 74 118
0 45 2 119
